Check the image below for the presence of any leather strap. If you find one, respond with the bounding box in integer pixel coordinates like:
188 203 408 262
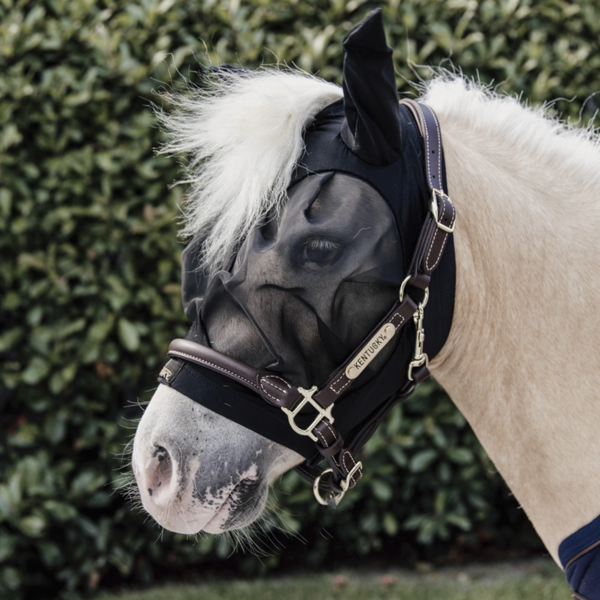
400 99 456 287
400 99 443 191
168 293 418 412
167 338 301 410
313 295 417 408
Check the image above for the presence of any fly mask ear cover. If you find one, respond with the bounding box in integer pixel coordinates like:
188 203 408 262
157 8 456 497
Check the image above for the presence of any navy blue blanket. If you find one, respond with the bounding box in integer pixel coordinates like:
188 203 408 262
560 514 600 599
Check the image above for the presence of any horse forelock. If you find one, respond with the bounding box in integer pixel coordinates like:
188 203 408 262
157 68 343 274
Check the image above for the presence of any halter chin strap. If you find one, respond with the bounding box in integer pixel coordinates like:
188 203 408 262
161 100 456 507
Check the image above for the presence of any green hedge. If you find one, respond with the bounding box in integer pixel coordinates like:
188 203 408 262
1 0 599 598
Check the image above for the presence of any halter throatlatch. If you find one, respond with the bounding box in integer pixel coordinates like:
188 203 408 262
162 99 456 507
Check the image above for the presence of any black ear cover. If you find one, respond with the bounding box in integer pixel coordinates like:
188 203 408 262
340 8 403 166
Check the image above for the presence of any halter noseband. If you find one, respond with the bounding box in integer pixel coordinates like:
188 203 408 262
160 99 456 507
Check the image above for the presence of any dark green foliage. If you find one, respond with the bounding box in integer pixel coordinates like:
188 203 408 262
1 0 599 597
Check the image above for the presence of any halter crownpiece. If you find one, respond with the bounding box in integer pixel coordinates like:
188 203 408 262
158 9 456 507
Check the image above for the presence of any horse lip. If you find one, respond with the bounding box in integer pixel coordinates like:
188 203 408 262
204 493 234 532
203 476 259 533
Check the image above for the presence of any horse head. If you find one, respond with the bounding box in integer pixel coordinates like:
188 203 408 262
132 9 455 535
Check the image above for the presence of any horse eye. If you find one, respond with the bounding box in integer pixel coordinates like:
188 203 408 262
302 238 341 266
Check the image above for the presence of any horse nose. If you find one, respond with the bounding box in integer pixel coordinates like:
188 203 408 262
133 442 177 510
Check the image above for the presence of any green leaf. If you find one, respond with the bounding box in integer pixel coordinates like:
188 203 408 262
18 515 46 537
0 532 17 562
87 315 115 344
409 449 438 473
117 317 140 351
416 518 439 544
44 409 69 444
43 500 78 521
37 540 63 568
387 444 407 467
0 327 23 352
370 479 393 502
446 513 472 531
21 356 50 385
447 447 474 465
0 485 15 519
403 514 426 530
70 470 107 497
0 566 21 591
383 512 398 536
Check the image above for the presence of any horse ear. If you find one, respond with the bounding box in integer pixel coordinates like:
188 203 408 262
340 8 402 166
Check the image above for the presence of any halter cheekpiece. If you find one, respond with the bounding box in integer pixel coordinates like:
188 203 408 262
159 98 456 507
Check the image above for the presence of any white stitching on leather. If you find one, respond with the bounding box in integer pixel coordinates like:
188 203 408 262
330 374 352 395
329 372 346 393
426 197 446 271
322 420 337 440
426 200 455 271
431 108 442 181
168 351 258 389
315 428 329 448
342 451 362 482
259 379 283 403
392 312 406 331
260 375 289 395
416 104 433 190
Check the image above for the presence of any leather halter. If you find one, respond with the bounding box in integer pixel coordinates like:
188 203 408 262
162 99 456 506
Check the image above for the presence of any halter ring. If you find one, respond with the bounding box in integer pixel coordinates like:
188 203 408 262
313 461 363 507
399 275 429 307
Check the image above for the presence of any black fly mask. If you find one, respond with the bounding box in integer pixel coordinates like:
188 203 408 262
158 9 456 505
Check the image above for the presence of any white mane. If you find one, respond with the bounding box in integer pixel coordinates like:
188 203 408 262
157 68 342 272
159 68 600 273
422 75 600 198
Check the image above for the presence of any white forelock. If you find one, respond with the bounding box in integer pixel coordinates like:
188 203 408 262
157 68 342 273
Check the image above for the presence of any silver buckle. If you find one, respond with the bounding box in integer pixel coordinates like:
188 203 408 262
407 301 429 381
430 189 455 233
313 461 363 507
281 386 334 442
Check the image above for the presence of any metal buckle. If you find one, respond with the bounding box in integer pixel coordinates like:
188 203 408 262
408 354 429 381
281 386 334 442
407 301 429 381
430 189 455 233
313 461 363 507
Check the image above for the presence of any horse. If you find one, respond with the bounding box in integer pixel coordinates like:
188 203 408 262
131 9 600 596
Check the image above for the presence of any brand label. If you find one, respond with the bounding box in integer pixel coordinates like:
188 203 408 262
159 367 173 381
345 323 396 380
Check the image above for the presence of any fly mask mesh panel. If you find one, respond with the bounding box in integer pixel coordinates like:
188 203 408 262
183 172 404 390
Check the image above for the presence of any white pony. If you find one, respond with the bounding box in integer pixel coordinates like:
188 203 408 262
132 14 600 579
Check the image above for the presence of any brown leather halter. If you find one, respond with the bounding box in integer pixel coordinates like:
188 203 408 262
162 99 456 506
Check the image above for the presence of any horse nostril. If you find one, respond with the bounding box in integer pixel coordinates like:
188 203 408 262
146 445 173 500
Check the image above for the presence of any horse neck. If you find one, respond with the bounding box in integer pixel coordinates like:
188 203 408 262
430 117 600 564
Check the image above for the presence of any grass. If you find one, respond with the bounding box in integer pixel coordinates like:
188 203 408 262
96 559 571 600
